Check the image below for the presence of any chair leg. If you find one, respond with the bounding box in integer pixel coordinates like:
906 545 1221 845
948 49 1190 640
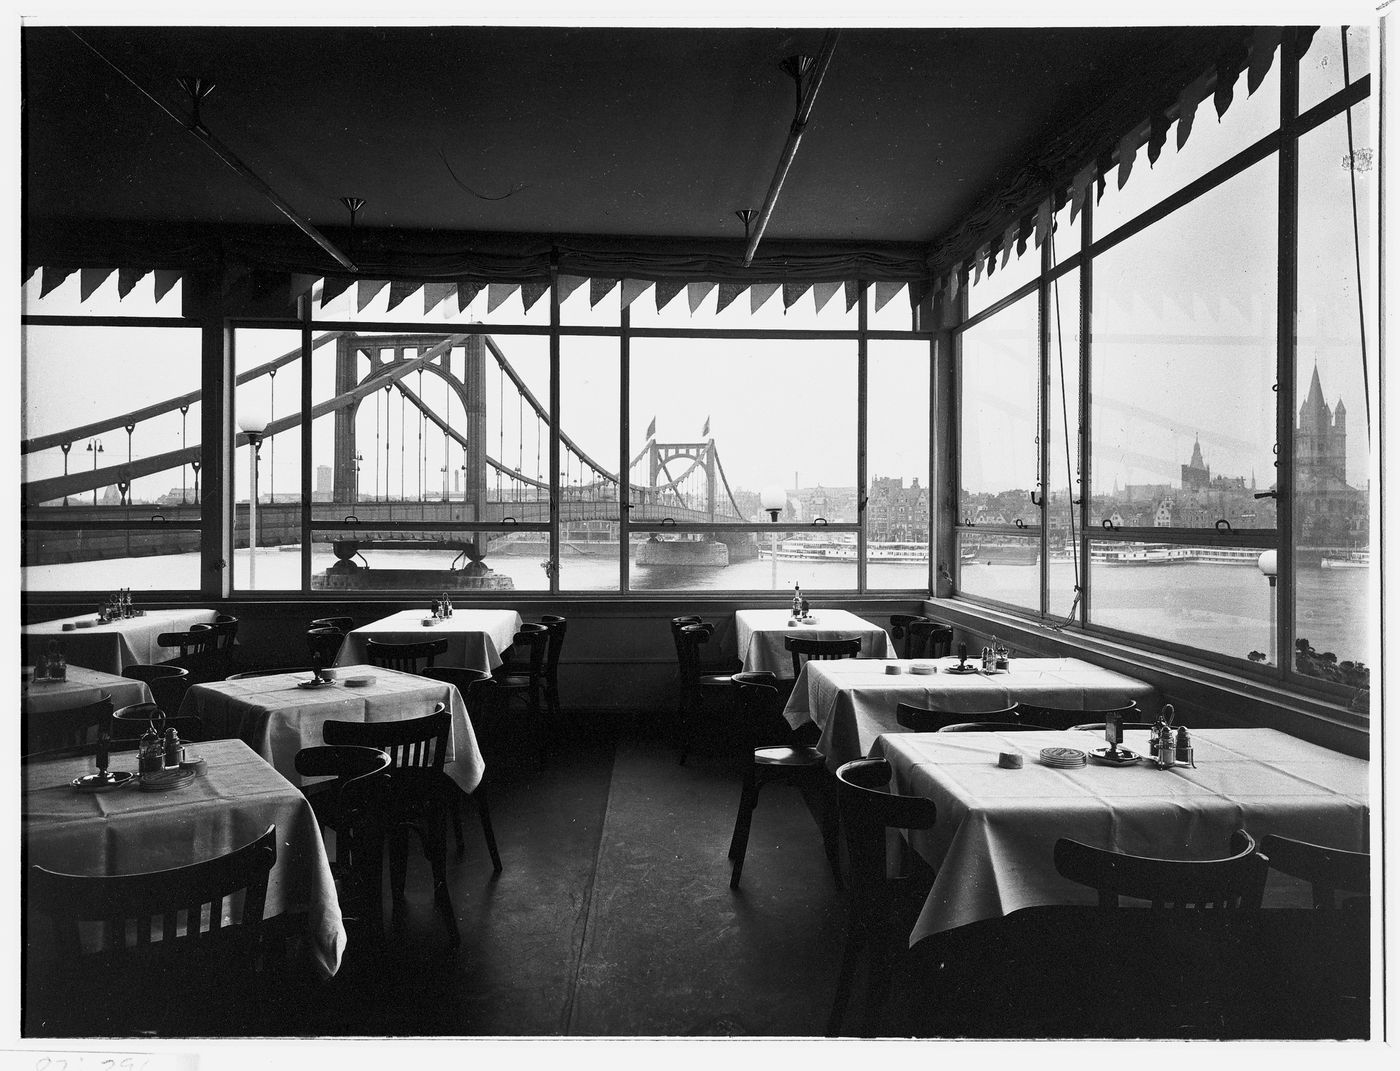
388 827 409 919
817 778 844 890
452 797 465 854
424 815 460 946
826 932 861 1038
473 784 503 873
728 765 761 888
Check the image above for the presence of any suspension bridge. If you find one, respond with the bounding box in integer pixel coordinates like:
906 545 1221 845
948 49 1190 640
21 330 756 585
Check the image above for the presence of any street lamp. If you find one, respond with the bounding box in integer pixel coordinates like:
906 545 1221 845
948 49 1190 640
85 438 104 505
354 453 364 504
760 485 787 591
238 405 269 588
1257 550 1278 665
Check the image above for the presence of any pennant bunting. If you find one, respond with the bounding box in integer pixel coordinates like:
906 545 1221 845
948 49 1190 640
1000 226 1015 269
1069 165 1094 222
687 281 715 313
520 280 550 312
715 281 746 313
645 416 656 440
23 264 39 285
972 250 985 285
811 281 841 315
384 280 418 312
456 280 484 311
357 279 388 311
486 282 516 313
152 270 182 303
947 269 961 303
1146 111 1170 167
872 281 903 313
843 280 865 313
1247 28 1283 96
589 277 618 307
654 279 686 311
619 278 650 310
1214 42 1248 119
1033 199 1053 248
116 267 146 300
422 282 456 315
79 268 115 302
1294 27 1318 63
1116 126 1144 190
320 275 355 307
783 281 813 309
555 274 588 303
39 266 78 298
749 282 780 313
701 415 710 437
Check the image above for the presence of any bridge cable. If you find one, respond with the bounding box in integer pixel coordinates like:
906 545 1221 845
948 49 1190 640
1046 226 1082 630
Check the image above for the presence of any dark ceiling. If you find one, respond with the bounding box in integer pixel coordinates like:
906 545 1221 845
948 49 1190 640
24 24 1247 251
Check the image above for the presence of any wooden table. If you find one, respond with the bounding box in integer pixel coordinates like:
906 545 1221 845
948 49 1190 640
735 608 893 679
180 665 486 793
23 738 345 977
783 655 1158 770
874 727 1369 944
22 664 153 715
335 608 522 675
22 608 218 673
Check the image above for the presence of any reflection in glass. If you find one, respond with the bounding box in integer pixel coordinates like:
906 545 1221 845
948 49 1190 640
868 341 931 591
956 532 1040 613
631 529 856 592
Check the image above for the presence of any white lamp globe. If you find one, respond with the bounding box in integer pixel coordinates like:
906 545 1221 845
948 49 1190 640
1256 550 1277 578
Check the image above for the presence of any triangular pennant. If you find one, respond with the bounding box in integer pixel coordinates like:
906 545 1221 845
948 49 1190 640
1000 226 1015 269
590 277 618 307
1033 200 1053 248
39 266 78 298
1116 126 1144 190
386 280 418 312
948 269 961 302
972 251 985 285
811 281 841 314
1294 27 1318 63
520 279 549 312
423 282 457 315
873 281 903 313
79 268 115 302
153 270 181 303
23 264 39 285
288 273 319 306
320 275 355 307
844 280 865 313
654 279 686 311
782 281 812 309
116 267 146 299
556 274 587 303
1214 42 1248 119
1247 28 1283 96
1146 111 1170 167
486 282 516 313
1176 73 1212 152
687 281 715 313
619 278 650 310
750 282 780 313
908 278 931 311
457 280 484 311
1069 164 1094 223
357 279 389 311
715 281 746 313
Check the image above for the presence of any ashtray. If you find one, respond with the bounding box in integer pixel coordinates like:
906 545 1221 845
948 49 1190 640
1089 746 1141 767
297 678 336 689
343 675 376 687
943 664 980 675
909 664 936 675
884 664 903 675
139 766 197 792
72 771 135 792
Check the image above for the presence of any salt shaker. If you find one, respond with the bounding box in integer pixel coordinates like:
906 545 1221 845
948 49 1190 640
163 727 183 767
1174 725 1195 768
139 727 164 774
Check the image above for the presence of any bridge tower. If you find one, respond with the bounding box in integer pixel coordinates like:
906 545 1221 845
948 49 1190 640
649 441 717 521
332 334 488 518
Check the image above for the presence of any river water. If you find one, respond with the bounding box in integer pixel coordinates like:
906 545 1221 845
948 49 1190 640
25 548 1371 668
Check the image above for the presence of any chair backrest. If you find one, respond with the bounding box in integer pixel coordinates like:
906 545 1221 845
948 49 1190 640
306 626 345 666
896 702 1020 732
1260 834 1370 909
294 745 391 817
540 615 568 677
157 626 214 659
111 700 204 743
675 622 716 685
25 691 113 754
1023 700 1139 732
323 706 451 771
420 666 495 718
121 663 190 714
888 614 930 659
888 616 953 659
731 671 782 720
211 614 240 652
158 624 223 684
1068 721 1155 732
785 635 861 679
1054 829 1267 910
310 616 355 635
506 623 551 676
835 758 938 918
670 615 703 662
937 721 1051 732
363 637 449 673
31 824 277 958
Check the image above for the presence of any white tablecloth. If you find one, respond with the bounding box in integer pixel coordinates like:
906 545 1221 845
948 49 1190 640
22 664 153 715
735 608 892 678
23 738 345 977
783 656 1158 771
180 665 486 793
335 609 522 675
22 609 219 673
874 728 1370 944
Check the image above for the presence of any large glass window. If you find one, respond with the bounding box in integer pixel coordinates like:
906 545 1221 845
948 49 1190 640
867 341 932 590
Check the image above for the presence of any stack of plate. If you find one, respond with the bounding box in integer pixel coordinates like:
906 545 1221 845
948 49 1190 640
1039 746 1088 769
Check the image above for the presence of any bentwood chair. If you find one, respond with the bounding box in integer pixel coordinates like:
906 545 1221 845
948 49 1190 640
309 615 355 637
226 667 319 679
785 636 861 680
157 624 222 684
306 627 346 668
209 613 240 676
364 637 449 674
888 615 954 660
828 758 938 1038
1024 700 1140 731
493 623 551 765
937 721 1052 732
1259 834 1370 909
1054 829 1268 910
726 672 841 890
539 614 568 720
895 702 1020 732
323 708 461 944
110 701 204 744
29 825 277 1035
121 663 190 717
674 622 740 765
24 691 113 755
